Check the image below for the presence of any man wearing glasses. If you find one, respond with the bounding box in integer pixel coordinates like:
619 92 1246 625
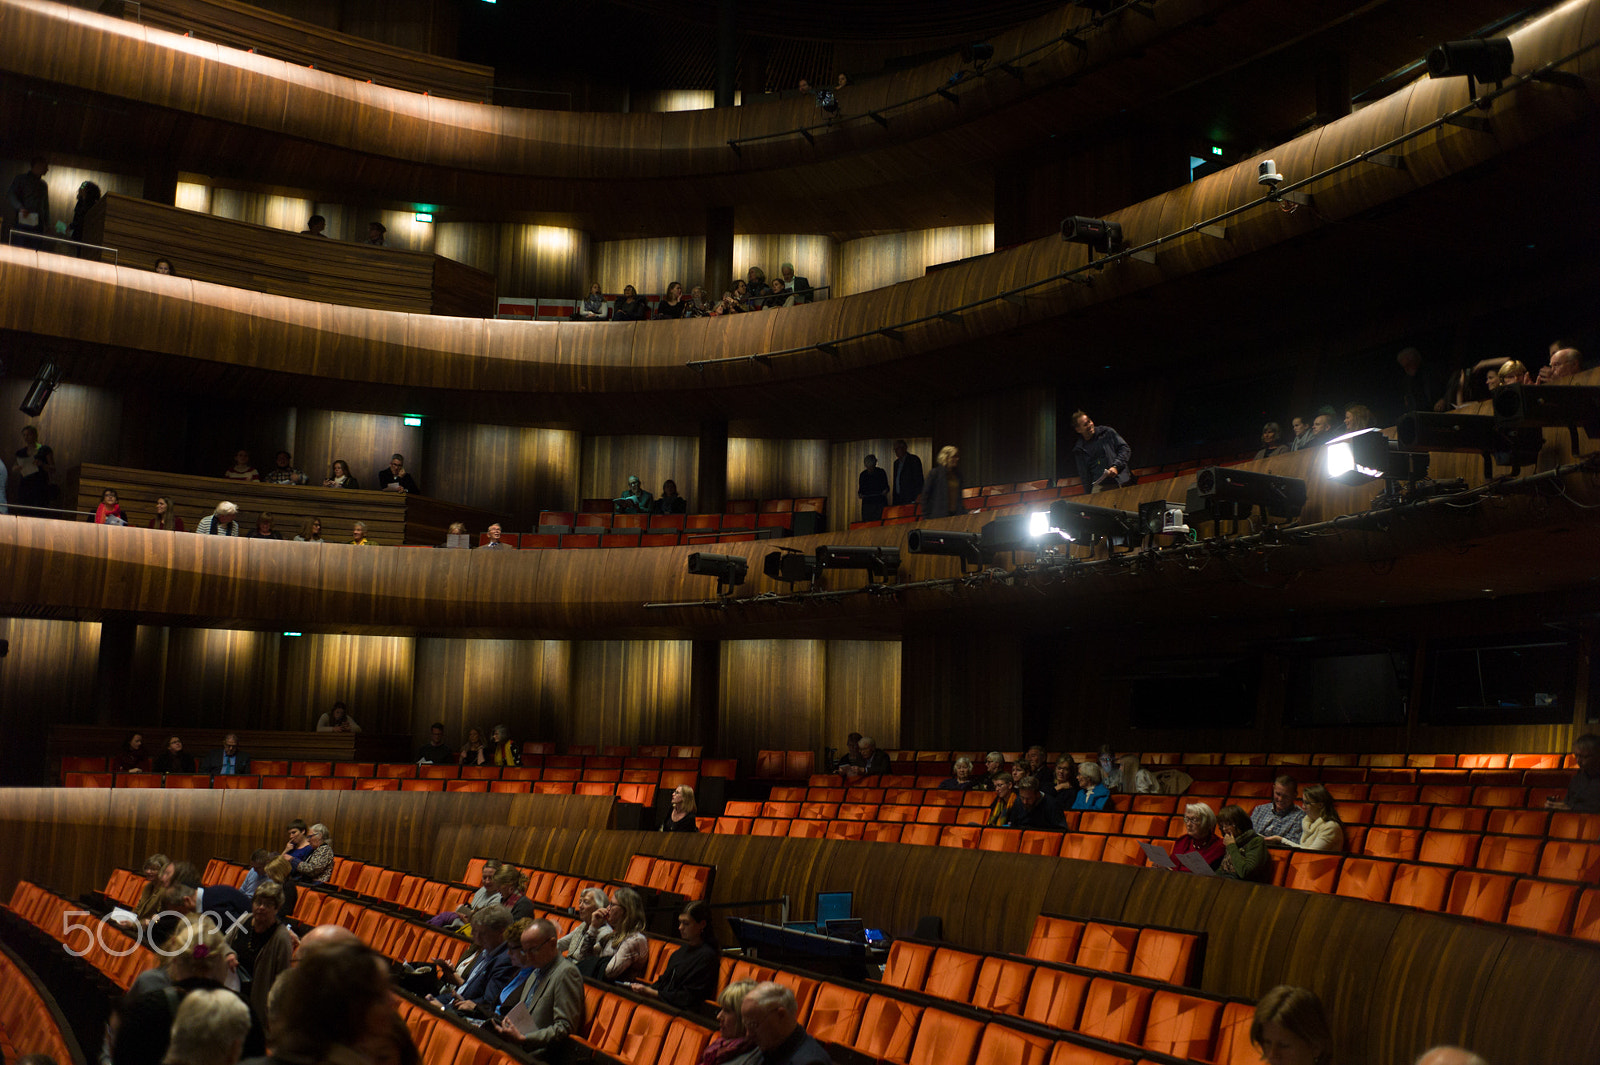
739 981 831 1064
494 918 584 1054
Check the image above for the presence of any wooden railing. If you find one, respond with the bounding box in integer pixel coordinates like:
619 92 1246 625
72 463 501 546
97 0 495 102
80 195 495 318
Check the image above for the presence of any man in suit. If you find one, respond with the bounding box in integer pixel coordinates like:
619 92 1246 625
494 918 584 1062
200 733 246 775
778 262 812 303
891 440 923 507
448 906 518 1017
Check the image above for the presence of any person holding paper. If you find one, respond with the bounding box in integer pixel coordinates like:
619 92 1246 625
494 918 584 1054
1171 803 1226 872
12 425 54 514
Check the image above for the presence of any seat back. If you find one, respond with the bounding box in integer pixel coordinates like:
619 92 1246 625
1143 990 1223 1061
850 994 923 1061
1075 921 1139 975
1077 978 1154 1045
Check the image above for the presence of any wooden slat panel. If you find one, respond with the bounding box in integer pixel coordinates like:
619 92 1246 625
278 633 415 735
0 619 100 785
828 437 932 532
567 640 694 750
725 437 829 505
591 236 706 298
579 435 700 514
835 225 994 298
824 640 899 756
410 637 571 756
425 422 581 531
719 640 825 761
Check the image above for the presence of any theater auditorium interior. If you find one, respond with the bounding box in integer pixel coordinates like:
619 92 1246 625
2 0 1599 1062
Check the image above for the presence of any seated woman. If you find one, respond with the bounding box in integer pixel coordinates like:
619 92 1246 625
730 279 753 312
699 979 756 1065
94 488 128 525
1218 804 1270 881
970 751 1005 792
985 774 1015 826
293 823 335 883
594 887 649 983
429 858 501 929
656 281 687 319
653 479 687 514
613 284 648 321
490 864 534 920
112 916 265 1065
117 731 151 773
625 901 719 1008
1071 762 1111 811
1267 783 1344 852
261 855 297 918
744 267 771 308
323 459 358 489
1251 985 1335 1065
661 785 698 831
711 289 743 315
1048 759 1079 808
557 887 612 961
147 496 185 531
460 726 488 766
1171 803 1225 872
1117 754 1160 795
575 282 608 320
939 756 979 790
490 724 520 767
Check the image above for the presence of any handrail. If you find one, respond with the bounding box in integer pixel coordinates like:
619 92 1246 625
689 37 1600 370
5 232 118 263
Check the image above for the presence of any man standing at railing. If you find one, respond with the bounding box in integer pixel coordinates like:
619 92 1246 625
7 156 49 251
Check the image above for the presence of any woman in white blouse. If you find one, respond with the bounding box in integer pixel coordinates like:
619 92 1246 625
1266 783 1344 852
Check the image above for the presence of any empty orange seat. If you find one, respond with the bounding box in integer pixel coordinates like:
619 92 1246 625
861 822 904 844
898 1008 984 1065
1388 862 1454 911
1078 811 1124 834
849 995 922 1061
900 823 942 846
1018 831 1063 857
806 984 868 1046
1427 806 1488 832
1046 1044 1137 1065
883 941 936 991
1025 916 1086 965
1363 827 1423 860
1100 836 1148 866
1548 812 1600 841
824 821 865 841
1131 928 1199 985
939 825 982 849
1445 870 1515 922
1075 922 1139 975
1506 878 1579 935
923 948 983 1002
1474 835 1542 876
1419 831 1481 867
1060 835 1106 862
1538 841 1600 882
1078 978 1154 1045
972 957 1033 1016
1573 887 1600 943
1284 852 1342 894
1021 968 1092 1030
1471 786 1527 807
1143 990 1223 1060
249 759 289 775
974 1024 1054 1065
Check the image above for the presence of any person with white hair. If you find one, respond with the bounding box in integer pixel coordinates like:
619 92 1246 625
161 988 251 1065
292 823 334 882
1171 802 1225 872
739 981 830 1064
1414 1048 1489 1065
194 502 239 536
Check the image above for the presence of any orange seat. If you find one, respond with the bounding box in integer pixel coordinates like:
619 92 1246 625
806 984 868 1045
973 1024 1054 1065
1100 835 1148 866
1077 978 1154 1045
1284 851 1342 894
1471 786 1527 807
1018 831 1063 857
1418 831 1481 867
1021 967 1091 1030
1538 840 1600 882
1388 862 1454 911
1131 928 1200 985
1046 1044 1137 1065
898 1008 984 1065
1143 990 1223 1060
861 822 904 843
896 823 939 846
1445 870 1515 922
1427 806 1487 832
1060 834 1106 862
824 820 865 841
939 825 982 849
923 948 983 1002
849 995 922 1061
1025 916 1086 965
1548 812 1600 841
1474 835 1541 876
883 941 936 991
249 759 289 775
1506 877 1579 935
658 1017 711 1065
1075 922 1139 975
1363 827 1423 860
972 956 1033 1017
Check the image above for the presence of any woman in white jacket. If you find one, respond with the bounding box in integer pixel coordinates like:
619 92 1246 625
1267 783 1344 852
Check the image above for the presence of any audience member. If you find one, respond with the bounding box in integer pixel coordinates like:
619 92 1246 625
1048 760 1079 808
939 756 978 790
460 726 488 765
1072 410 1132 492
739 981 831 1065
365 221 386 246
443 520 470 545
767 275 789 307
12 425 56 513
1305 407 1339 448
838 735 890 778
8 156 50 248
269 940 413 1065
439 904 517 1016
1256 422 1289 459
377 453 418 494
262 451 307 486
1289 415 1314 451
653 479 687 514
492 918 584 1053
575 282 608 320
1115 754 1159 795
700 979 756 1064
1251 985 1333 1065
317 701 361 732
971 751 1004 791
831 732 863 771
68 179 101 245
301 215 326 236
350 520 372 545
323 459 358 489
224 451 259 482
292 823 334 883
1540 346 1583 382
1021 745 1050 779
112 916 264 1065
1267 783 1342 851
199 733 246 776
154 258 176 275
918 445 965 518
226 880 292 1022
239 849 273 896
490 723 520 767
685 285 713 317
1398 347 1445 413
1497 359 1531 386
985 775 1015 825
891 440 924 506
94 488 128 525
616 475 653 514
163 987 251 1065
417 723 452 764
152 735 198 775
148 496 186 531
596 887 649 982
246 512 281 540
1343 404 1372 431
481 522 511 548
1547 733 1600 812
656 281 687 319
117 731 151 773
1218 804 1270 881
1172 802 1225 872
711 289 741 315
661 784 698 831
294 516 326 542
613 284 648 322
557 887 611 961
857 454 889 521
626 901 718 1008
1414 1049 1489 1065
261 855 296 918
282 820 313 865
1251 775 1305 843
1008 776 1067 830
744 267 771 308
196 502 240 536
779 262 812 303
1072 762 1110 810
429 858 500 930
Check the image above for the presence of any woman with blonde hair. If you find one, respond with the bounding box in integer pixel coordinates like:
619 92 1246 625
698 979 757 1064
918 445 965 519
1266 783 1344 852
1117 754 1160 795
661 784 698 832
596 886 649 982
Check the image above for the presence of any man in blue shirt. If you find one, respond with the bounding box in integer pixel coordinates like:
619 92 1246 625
201 733 246 775
1249 775 1305 843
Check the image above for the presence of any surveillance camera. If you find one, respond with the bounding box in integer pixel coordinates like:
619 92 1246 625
1257 159 1283 187
1160 507 1190 536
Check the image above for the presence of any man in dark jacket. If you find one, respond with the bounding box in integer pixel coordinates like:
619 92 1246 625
891 440 924 506
1071 410 1132 493
1008 777 1067 830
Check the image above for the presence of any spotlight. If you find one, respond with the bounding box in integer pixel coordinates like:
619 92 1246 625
961 42 995 66
1397 411 1544 475
1494 384 1600 445
763 547 816 584
908 528 993 570
815 545 901 582
1060 216 1124 255
1324 429 1428 487
978 512 1063 555
1193 466 1307 520
1426 38 1514 84
1046 499 1141 550
686 552 748 596
19 362 61 417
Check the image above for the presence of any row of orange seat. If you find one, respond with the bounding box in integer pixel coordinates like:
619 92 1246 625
61 754 721 776
0 942 78 1064
870 751 1576 770
8 881 157 990
62 772 665 803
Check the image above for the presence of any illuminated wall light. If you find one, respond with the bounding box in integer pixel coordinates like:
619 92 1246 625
403 415 423 427
1211 146 1224 156
531 226 578 254
414 212 434 223
283 631 303 637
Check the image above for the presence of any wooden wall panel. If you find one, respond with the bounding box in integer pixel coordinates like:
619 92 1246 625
936 385 1056 487
209 188 315 234
495 224 590 300
0 378 125 505
278 633 415 734
732 234 836 300
828 436 933 531
294 408 423 491
0 619 98 785
834 224 993 297
591 236 707 296
825 640 900 752
433 221 499 277
422 421 580 529
157 627 283 728
410 637 570 753
580 435 700 511
725 437 829 503
901 631 1026 753
719 639 825 765
567 640 694 749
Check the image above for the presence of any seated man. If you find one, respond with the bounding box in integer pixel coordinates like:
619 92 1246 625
1250 775 1305 843
480 522 512 548
262 450 307 485
1546 733 1600 812
493 918 584 1058
1255 421 1289 458
153 735 199 774
376 453 419 494
779 262 812 304
416 722 453 765
838 735 890 779
1007 777 1066 830
739 980 831 1065
200 733 246 776
614 475 653 514
239 848 274 897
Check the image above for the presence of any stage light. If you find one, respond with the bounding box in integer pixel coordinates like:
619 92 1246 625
686 552 748 596
1323 429 1426 486
907 528 992 569
815 545 901 581
1060 216 1124 255
1046 499 1141 549
976 512 1063 556
1493 384 1600 440
1426 38 1514 84
1193 466 1307 519
19 362 61 417
763 548 816 584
